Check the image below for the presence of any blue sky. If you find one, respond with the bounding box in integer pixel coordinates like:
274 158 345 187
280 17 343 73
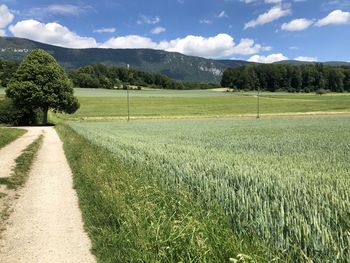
0 0 350 62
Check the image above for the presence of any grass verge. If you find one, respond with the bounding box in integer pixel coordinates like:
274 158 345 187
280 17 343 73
0 128 26 149
0 135 43 189
56 124 273 262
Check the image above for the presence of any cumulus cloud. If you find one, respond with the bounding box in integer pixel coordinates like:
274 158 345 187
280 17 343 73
159 34 237 57
244 5 291 29
93 27 116 33
151 26 166 34
249 54 318 63
137 15 160 25
248 53 288 63
315 10 350 26
294 56 318 62
100 35 157 49
231 38 271 55
101 33 269 58
9 19 98 48
0 4 14 35
7 19 271 58
281 18 313 31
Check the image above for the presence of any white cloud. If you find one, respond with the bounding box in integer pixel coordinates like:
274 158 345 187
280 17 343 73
281 18 313 31
8 19 271 58
240 0 258 3
241 0 282 4
9 19 98 48
0 29 5 36
265 0 282 4
231 38 271 55
137 15 160 25
102 33 269 58
159 34 271 58
45 4 85 15
248 53 288 63
315 10 350 26
244 5 291 29
199 19 212 24
217 11 228 18
93 27 116 33
321 0 350 11
159 34 237 57
100 35 158 49
0 4 14 30
27 4 89 17
151 26 166 34
294 56 318 62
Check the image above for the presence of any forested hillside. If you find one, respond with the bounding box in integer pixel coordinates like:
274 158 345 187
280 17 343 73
69 64 220 90
221 64 350 92
0 37 251 83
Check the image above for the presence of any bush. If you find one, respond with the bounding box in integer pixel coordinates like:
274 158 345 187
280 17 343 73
315 88 327 95
0 98 38 126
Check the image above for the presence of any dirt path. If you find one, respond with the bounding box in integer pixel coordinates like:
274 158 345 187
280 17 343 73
0 127 43 178
0 127 95 263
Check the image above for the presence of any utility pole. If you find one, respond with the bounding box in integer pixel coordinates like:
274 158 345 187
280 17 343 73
257 85 260 119
127 64 130 121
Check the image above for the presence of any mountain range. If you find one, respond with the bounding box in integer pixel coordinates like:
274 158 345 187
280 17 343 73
1 37 349 83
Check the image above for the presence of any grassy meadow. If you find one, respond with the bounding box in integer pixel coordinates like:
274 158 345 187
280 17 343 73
2 87 350 119
57 88 350 120
2 86 350 261
57 116 350 262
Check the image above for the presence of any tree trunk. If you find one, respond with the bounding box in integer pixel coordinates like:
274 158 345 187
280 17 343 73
43 107 48 125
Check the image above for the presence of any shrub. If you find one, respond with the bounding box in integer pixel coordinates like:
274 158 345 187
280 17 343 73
0 98 38 126
315 88 327 95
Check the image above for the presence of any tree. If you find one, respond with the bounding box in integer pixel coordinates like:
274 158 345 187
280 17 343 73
6 49 79 125
0 60 19 87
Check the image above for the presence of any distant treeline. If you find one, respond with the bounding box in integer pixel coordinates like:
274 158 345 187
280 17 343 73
0 60 220 90
221 64 350 92
69 64 220 90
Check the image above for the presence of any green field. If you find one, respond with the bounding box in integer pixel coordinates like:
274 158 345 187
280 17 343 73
59 116 350 262
2 87 350 119
53 88 350 120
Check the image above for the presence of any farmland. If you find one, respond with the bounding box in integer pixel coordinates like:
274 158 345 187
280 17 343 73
52 88 350 120
2 88 350 120
58 116 350 261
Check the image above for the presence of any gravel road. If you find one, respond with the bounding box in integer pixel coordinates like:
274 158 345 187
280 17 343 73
0 127 96 263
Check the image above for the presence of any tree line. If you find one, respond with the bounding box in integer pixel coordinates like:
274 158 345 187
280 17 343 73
0 60 220 90
221 64 350 92
68 64 220 90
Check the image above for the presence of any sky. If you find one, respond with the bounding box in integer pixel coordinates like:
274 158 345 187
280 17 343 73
0 0 350 63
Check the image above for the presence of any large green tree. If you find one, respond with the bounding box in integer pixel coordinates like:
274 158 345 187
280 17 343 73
6 49 79 124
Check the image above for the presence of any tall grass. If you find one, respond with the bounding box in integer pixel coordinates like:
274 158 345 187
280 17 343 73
57 124 270 262
68 116 350 261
